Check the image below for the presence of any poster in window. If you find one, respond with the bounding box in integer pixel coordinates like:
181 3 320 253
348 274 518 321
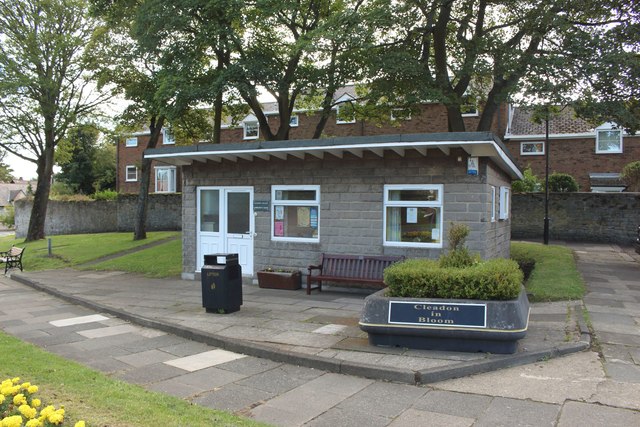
310 207 318 228
406 207 418 224
297 207 311 227
275 205 284 220
274 221 284 236
431 228 440 241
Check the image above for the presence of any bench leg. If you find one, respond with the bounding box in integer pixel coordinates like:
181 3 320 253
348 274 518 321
306 276 322 295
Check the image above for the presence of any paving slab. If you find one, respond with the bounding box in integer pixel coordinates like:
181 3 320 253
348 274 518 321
474 397 560 427
558 401 640 427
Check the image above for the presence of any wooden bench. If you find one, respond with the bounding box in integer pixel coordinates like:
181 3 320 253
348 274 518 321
0 246 25 274
306 253 404 295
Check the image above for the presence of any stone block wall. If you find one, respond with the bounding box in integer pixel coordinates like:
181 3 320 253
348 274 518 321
14 193 181 238
511 193 640 244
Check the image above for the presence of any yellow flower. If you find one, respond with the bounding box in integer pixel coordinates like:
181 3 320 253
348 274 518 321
19 404 37 419
31 398 41 408
47 412 64 425
11 377 20 384
0 415 23 427
39 405 55 418
27 385 38 394
25 420 43 427
0 394 5 404
21 382 31 389
74 421 86 427
13 393 27 406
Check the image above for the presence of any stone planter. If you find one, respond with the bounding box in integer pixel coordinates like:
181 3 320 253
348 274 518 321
257 270 302 290
359 287 530 354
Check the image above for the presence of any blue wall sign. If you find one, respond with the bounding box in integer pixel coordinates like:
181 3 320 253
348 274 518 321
389 301 487 328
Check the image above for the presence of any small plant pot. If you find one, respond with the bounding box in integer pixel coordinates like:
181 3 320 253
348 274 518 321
257 270 302 290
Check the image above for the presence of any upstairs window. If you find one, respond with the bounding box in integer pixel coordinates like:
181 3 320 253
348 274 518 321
244 121 259 139
155 166 176 193
521 141 545 156
163 127 175 145
336 104 356 124
461 95 478 116
126 165 138 182
125 137 138 147
596 128 622 154
391 108 412 121
289 115 299 127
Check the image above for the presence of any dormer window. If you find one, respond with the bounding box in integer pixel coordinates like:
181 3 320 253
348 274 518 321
596 124 622 154
243 121 259 140
163 127 175 145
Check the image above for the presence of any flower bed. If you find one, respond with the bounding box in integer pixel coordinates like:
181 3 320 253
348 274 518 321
1 377 84 427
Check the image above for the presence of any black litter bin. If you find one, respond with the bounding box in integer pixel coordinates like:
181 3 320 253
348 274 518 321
201 253 242 313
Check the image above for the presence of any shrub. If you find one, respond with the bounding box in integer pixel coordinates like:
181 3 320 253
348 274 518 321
621 160 640 192
439 223 478 268
384 258 523 300
0 206 15 228
92 190 118 201
512 167 542 193
510 245 536 282
548 173 579 192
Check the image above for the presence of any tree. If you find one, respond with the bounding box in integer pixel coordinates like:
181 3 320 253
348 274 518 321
0 152 15 183
0 0 107 241
57 125 98 194
365 1 639 132
621 161 640 192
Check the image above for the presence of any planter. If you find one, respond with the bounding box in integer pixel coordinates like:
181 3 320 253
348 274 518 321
359 287 530 354
257 270 302 290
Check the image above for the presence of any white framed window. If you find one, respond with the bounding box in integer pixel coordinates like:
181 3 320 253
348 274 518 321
596 128 622 154
336 104 356 124
162 127 175 145
490 186 496 223
125 137 138 147
391 108 411 121
155 166 176 193
499 186 510 220
243 121 259 139
289 115 299 127
383 184 443 248
125 165 138 182
521 141 545 155
461 95 478 117
271 185 320 242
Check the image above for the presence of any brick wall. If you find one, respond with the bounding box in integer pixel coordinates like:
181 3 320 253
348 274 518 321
14 193 182 238
511 192 640 244
505 135 640 190
182 150 512 277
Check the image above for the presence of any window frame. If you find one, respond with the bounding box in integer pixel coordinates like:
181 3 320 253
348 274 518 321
125 137 138 147
461 95 479 117
490 186 497 223
289 115 299 127
383 184 444 248
390 108 412 121
499 186 510 220
125 165 138 182
243 121 259 140
595 129 623 154
271 185 320 243
520 141 545 156
336 104 356 124
155 166 177 193
162 127 175 145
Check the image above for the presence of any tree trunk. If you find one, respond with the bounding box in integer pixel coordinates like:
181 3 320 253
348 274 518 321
133 116 165 241
25 144 54 241
213 90 223 145
446 104 466 132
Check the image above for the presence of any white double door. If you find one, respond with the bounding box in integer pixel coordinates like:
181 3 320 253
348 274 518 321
197 187 254 275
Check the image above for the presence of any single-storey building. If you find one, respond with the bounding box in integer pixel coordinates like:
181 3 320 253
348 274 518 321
145 132 522 280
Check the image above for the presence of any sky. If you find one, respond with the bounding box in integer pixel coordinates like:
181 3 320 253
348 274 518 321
7 153 37 181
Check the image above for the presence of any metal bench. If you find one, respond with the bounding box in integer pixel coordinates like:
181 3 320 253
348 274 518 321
306 253 404 295
0 246 25 274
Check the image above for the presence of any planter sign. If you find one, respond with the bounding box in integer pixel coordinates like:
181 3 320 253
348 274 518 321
388 301 487 328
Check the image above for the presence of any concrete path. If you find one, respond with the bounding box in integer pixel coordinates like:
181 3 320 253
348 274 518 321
1 242 639 426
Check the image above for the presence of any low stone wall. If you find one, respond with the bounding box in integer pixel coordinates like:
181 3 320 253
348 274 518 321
14 193 181 238
512 193 640 245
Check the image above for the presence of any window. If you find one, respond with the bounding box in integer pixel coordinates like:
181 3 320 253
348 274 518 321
596 129 622 154
384 185 443 247
499 186 510 220
461 95 478 116
336 104 356 124
243 121 259 139
391 108 411 121
490 186 496 222
520 141 545 155
125 165 138 182
272 186 320 242
155 166 176 193
163 127 175 145
125 137 138 147
289 115 299 127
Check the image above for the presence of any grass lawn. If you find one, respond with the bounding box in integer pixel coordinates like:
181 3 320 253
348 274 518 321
511 241 585 302
0 331 267 427
0 232 180 273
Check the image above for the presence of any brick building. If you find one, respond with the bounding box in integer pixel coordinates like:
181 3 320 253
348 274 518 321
504 106 639 192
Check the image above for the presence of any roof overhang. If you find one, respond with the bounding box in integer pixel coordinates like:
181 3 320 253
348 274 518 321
145 132 523 180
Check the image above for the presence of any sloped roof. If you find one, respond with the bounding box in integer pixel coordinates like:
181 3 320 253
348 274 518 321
0 182 32 207
507 106 594 137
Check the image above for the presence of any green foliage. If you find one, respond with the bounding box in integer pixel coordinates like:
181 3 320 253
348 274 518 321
512 167 542 193
385 258 523 301
49 182 76 197
92 190 118 201
0 153 15 183
548 173 579 192
57 125 99 194
621 160 640 191
0 206 15 227
438 223 478 268
509 245 536 282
